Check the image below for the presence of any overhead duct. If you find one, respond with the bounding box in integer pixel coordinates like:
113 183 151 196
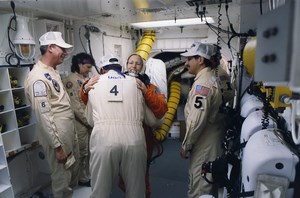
135 30 156 61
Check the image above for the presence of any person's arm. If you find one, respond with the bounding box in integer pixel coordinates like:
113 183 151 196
85 90 95 127
65 78 90 127
144 83 168 119
80 75 100 105
136 78 168 119
26 79 67 163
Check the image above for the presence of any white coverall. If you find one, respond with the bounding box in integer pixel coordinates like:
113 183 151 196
86 69 147 198
182 67 224 198
64 72 91 183
213 65 235 104
24 61 79 198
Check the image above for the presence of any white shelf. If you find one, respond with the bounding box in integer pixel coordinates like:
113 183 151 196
0 66 37 198
0 68 10 90
0 91 14 113
0 184 11 194
0 164 6 171
0 185 13 197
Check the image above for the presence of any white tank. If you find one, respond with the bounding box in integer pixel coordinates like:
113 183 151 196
240 95 264 118
240 110 277 143
241 129 299 198
240 92 256 108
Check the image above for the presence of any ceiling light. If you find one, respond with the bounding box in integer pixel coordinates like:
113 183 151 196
13 16 35 61
130 17 215 29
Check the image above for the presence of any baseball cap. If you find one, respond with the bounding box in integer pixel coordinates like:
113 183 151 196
39 31 73 49
181 42 212 60
207 43 221 56
99 54 121 69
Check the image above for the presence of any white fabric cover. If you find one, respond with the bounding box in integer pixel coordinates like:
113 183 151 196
145 57 168 99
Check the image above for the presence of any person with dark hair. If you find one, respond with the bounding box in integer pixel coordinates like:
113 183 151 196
63 52 95 187
209 44 235 105
180 42 225 198
24 31 79 198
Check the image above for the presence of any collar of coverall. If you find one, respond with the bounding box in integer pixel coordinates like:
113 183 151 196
103 65 125 77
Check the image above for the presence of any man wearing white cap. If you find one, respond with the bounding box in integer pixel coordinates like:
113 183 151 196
85 54 147 198
180 42 225 198
25 31 79 198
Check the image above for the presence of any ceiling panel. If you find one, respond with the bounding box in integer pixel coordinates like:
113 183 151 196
0 0 263 29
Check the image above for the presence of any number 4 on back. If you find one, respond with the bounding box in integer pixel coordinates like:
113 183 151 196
107 83 123 101
110 85 119 96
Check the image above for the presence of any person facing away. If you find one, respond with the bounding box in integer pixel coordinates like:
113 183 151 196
79 53 168 197
24 31 79 198
63 52 95 187
85 54 148 198
180 42 225 198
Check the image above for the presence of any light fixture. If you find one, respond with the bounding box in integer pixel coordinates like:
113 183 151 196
130 17 215 29
13 16 35 61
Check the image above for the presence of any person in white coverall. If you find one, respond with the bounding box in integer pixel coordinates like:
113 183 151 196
209 44 235 105
64 52 94 187
85 54 147 198
24 31 79 198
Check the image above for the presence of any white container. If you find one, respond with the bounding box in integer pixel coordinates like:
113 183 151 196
240 95 264 118
240 110 277 143
241 129 299 198
168 121 180 139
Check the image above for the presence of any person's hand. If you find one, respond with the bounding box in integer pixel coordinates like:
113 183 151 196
55 146 68 164
135 78 147 94
84 75 100 94
180 147 190 159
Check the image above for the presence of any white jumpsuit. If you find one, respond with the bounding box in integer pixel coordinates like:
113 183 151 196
24 61 79 198
213 65 235 105
64 72 91 183
182 67 224 198
86 70 147 198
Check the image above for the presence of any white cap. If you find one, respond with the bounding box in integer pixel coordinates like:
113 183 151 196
207 44 216 56
181 42 212 60
99 54 121 69
207 43 221 56
39 31 72 49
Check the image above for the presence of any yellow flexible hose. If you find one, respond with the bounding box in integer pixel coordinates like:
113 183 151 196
135 30 156 61
135 30 181 142
155 81 181 141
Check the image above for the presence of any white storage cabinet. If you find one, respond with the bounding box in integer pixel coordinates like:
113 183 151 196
0 66 38 197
